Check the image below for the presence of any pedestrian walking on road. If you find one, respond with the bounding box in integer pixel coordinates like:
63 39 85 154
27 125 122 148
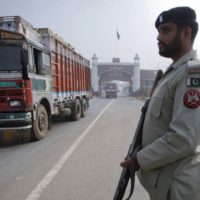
121 6 200 200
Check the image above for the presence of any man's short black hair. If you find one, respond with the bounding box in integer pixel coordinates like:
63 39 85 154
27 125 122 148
155 7 198 42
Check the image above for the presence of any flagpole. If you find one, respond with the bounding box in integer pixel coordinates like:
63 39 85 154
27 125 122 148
115 34 118 57
115 29 120 57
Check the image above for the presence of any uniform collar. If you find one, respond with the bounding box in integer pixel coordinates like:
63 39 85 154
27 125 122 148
170 50 197 70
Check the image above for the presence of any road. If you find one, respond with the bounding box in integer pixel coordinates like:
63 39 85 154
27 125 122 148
0 97 149 200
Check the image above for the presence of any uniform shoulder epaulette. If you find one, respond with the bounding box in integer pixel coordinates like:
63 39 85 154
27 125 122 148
187 59 200 74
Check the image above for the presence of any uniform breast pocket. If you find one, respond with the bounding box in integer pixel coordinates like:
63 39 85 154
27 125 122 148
149 97 163 118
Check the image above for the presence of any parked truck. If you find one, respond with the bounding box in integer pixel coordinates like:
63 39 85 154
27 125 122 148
0 16 91 141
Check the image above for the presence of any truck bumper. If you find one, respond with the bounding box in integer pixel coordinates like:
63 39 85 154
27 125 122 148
0 112 32 128
105 93 117 98
0 112 32 144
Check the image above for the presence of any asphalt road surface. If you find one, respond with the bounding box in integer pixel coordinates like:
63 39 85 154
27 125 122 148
0 97 149 200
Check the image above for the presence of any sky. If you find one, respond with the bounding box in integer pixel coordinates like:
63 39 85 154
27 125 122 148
0 0 200 70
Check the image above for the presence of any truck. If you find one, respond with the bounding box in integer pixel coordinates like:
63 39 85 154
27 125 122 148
0 16 91 141
104 82 118 98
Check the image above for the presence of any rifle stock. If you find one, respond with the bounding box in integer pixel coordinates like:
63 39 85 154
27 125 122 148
113 70 163 200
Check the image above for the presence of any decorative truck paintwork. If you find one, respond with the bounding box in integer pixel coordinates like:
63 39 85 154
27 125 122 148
0 16 91 142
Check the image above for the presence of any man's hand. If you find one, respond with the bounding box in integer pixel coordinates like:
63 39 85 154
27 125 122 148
120 156 140 172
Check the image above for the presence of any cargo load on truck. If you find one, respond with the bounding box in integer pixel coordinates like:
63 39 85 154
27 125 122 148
0 16 91 142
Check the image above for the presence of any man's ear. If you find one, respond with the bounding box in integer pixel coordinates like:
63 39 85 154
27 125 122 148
182 27 192 40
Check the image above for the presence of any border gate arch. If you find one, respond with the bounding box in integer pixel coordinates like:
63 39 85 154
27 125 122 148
99 70 133 96
91 55 140 96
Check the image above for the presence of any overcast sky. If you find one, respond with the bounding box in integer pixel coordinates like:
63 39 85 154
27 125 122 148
0 0 200 70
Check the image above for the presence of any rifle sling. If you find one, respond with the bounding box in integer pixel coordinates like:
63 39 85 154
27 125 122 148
125 170 135 200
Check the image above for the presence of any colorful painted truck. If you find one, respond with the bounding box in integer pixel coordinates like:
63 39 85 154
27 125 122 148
0 16 91 141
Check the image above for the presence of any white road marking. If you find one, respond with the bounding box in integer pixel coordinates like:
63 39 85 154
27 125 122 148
25 100 114 200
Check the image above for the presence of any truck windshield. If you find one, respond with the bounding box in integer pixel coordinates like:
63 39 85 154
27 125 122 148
0 45 22 71
105 83 117 89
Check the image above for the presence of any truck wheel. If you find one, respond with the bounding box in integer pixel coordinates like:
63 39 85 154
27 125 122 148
81 98 87 117
71 99 81 121
32 104 49 140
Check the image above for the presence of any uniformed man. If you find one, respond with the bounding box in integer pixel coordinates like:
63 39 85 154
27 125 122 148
120 6 200 200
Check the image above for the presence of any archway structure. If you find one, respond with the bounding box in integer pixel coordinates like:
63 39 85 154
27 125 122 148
91 56 140 96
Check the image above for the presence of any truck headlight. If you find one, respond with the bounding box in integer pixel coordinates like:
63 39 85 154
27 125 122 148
9 100 22 107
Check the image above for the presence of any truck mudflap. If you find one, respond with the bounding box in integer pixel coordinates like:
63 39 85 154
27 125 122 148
0 126 32 144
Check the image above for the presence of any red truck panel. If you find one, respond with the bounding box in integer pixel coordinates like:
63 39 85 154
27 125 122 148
38 28 90 99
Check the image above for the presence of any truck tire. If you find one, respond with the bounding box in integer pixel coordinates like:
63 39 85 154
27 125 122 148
71 99 81 121
81 98 87 117
32 104 49 140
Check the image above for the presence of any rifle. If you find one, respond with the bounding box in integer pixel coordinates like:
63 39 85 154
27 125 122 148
113 69 163 200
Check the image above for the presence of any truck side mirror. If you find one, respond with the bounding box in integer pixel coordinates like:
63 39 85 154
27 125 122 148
38 66 46 75
21 46 28 66
21 43 29 79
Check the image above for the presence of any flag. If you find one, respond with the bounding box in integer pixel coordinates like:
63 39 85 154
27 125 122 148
116 30 120 40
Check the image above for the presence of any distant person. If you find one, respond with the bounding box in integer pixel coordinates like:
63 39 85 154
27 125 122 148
121 6 200 200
